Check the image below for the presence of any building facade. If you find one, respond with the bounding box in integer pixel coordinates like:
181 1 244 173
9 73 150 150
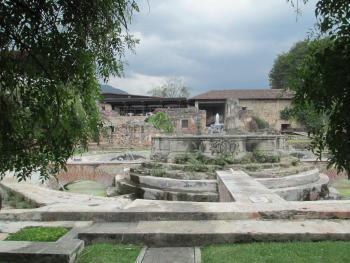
189 89 297 131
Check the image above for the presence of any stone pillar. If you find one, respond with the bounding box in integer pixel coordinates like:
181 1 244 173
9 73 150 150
224 98 244 133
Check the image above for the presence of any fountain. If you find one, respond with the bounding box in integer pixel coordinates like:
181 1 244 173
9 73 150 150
208 113 224 134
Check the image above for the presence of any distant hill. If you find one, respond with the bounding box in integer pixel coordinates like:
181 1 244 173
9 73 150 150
100 84 128 95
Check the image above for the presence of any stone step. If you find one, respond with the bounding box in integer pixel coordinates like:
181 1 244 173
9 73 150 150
117 180 219 202
0 239 84 263
137 247 201 263
78 219 350 247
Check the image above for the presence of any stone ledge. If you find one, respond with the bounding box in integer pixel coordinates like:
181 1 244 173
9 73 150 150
78 219 350 247
0 239 84 263
273 173 329 201
3 199 350 222
129 174 217 193
257 169 320 189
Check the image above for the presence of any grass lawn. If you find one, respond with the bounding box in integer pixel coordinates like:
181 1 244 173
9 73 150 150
5 227 69 242
76 244 142 263
331 179 350 198
201 241 350 263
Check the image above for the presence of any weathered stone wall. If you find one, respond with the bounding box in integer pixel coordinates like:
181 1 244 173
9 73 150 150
95 105 207 149
238 99 297 130
99 116 161 148
160 107 207 135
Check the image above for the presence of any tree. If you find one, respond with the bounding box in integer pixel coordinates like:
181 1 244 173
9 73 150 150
0 1 139 181
287 0 350 177
148 77 191 98
269 41 309 89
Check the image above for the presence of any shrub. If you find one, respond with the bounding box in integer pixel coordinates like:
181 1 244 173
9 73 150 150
149 168 166 177
174 154 189 164
280 107 293 120
253 151 280 163
214 153 236 166
252 116 270 129
146 112 174 133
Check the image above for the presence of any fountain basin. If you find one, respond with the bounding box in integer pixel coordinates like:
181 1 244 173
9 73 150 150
151 134 286 162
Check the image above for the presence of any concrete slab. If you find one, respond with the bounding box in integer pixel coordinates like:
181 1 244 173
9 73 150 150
0 239 84 263
141 247 195 263
78 219 350 247
3 199 350 222
217 170 286 203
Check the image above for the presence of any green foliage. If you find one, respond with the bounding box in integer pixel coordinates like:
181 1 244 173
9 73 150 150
280 107 293 121
253 151 280 163
0 1 139 181
252 116 269 129
5 227 69 242
287 139 311 150
269 41 309 89
149 167 166 177
148 77 191 98
214 153 236 166
76 244 142 263
146 112 174 133
286 1 350 177
202 241 350 263
185 152 209 172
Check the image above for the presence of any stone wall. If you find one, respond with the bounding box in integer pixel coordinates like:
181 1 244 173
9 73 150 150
238 99 297 130
98 115 160 149
159 107 206 135
94 105 207 149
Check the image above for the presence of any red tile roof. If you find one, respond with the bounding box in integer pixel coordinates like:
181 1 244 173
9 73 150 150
190 89 294 100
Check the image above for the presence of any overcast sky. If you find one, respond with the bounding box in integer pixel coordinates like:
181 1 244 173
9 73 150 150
106 0 317 96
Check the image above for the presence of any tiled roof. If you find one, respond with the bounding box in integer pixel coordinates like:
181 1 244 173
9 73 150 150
190 89 294 100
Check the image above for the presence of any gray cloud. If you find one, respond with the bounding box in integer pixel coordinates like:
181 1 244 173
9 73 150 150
107 0 318 96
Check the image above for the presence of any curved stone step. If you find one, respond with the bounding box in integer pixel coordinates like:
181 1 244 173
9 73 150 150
129 174 217 193
78 219 350 247
273 173 329 201
257 169 320 189
117 180 219 202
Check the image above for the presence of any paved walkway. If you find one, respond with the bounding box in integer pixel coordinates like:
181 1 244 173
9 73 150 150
137 247 200 263
217 170 286 203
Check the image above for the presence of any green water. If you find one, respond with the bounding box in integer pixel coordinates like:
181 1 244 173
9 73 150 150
65 180 107 197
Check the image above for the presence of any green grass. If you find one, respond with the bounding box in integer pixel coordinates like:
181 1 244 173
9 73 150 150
332 179 350 198
201 241 350 263
5 227 69 242
76 244 142 263
65 180 107 197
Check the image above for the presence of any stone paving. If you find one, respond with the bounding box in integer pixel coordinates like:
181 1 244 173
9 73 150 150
2 168 350 261
217 170 286 203
138 247 200 263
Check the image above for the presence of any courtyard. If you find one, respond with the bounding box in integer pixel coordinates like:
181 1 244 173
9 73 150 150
1 0 350 262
